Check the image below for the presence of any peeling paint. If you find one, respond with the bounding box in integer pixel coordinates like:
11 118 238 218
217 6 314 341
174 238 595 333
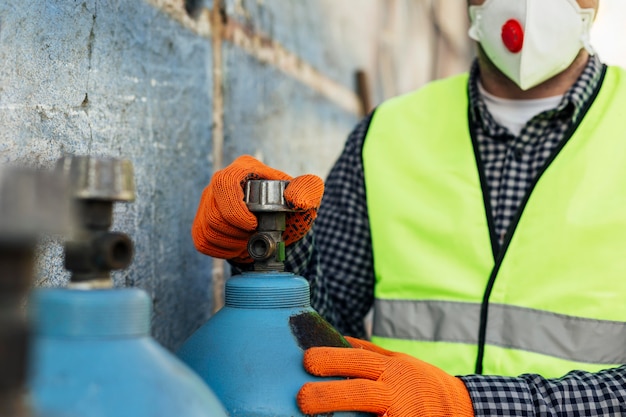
147 0 362 116
223 17 362 115
144 0 213 37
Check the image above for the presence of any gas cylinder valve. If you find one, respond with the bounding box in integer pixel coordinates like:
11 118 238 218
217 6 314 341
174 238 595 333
56 156 135 288
244 180 292 272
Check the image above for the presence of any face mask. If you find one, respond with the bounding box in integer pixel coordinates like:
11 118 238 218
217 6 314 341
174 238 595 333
468 0 595 90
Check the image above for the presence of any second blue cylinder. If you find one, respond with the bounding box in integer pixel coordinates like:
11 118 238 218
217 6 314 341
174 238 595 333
29 288 228 417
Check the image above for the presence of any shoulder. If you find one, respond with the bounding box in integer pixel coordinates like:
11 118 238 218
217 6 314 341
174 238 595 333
595 65 626 101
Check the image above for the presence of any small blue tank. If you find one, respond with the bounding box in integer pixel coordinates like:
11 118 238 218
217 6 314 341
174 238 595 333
178 180 369 417
29 288 228 417
28 156 227 416
178 271 367 417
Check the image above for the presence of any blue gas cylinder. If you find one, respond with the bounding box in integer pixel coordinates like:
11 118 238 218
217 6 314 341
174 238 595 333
178 271 368 417
29 288 228 417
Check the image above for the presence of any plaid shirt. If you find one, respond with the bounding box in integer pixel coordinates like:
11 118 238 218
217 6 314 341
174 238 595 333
281 55 626 415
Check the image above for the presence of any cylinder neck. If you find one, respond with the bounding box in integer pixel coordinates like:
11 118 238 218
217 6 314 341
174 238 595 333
33 288 151 339
226 272 310 309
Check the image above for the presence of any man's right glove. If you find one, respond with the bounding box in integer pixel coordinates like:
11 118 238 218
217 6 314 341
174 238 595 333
191 155 324 263
297 337 475 417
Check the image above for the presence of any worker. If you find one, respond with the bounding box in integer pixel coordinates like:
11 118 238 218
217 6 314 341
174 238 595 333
192 0 626 415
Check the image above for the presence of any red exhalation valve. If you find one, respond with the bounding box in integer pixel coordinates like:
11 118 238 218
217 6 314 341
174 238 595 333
501 19 524 53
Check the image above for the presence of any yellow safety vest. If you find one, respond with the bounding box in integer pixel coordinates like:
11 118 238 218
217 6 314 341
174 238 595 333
364 66 626 378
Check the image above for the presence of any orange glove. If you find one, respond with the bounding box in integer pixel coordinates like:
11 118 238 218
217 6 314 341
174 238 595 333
297 337 475 417
191 155 324 263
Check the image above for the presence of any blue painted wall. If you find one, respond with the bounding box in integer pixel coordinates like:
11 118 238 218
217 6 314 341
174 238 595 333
0 0 471 350
0 0 214 349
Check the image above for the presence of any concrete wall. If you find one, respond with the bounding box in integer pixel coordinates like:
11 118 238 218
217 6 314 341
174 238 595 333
0 0 472 350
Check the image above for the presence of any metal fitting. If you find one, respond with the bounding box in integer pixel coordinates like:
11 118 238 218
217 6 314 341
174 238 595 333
244 180 292 272
56 155 135 203
56 155 136 288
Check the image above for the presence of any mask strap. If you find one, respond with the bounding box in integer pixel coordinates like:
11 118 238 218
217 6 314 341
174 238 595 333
579 8 596 55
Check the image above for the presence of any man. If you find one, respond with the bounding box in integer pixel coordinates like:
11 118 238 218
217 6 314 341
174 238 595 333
192 0 626 415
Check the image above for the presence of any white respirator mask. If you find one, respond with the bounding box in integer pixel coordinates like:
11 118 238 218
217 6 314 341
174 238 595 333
468 0 596 90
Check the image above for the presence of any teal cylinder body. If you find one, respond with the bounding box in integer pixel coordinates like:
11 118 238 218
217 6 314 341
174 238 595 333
28 288 228 417
177 272 369 417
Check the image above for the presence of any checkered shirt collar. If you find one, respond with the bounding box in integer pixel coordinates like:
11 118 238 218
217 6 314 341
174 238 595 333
468 55 605 137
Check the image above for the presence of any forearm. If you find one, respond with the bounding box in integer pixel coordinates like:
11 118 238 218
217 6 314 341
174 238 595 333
284 231 342 331
284 114 376 338
461 365 626 416
284 185 374 338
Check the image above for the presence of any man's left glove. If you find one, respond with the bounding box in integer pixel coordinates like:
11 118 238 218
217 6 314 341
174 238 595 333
297 337 475 417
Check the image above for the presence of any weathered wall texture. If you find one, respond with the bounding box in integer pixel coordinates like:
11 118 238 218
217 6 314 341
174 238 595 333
0 0 472 350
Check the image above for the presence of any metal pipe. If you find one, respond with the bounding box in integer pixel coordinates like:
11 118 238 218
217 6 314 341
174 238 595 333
0 165 71 417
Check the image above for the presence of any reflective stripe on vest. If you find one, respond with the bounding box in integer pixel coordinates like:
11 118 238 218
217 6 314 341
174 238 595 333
373 299 626 365
363 66 626 378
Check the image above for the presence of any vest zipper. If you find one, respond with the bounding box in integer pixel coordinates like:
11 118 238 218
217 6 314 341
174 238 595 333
470 66 607 374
